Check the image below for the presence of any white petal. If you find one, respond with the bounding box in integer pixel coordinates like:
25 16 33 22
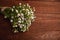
27 3 30 8
18 21 21 23
27 3 29 6
18 18 21 20
19 25 22 28
16 10 18 13
14 29 18 33
26 9 29 11
11 16 14 18
13 25 18 27
10 20 13 22
17 14 20 17
28 12 30 15
11 8 14 12
22 9 25 10
21 13 24 16
22 17 24 20
13 6 15 8
4 16 7 18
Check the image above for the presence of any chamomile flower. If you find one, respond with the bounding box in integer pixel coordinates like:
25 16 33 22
13 25 18 27
4 16 7 18
26 9 29 12
15 10 18 13
21 13 24 17
14 29 18 33
10 19 13 22
18 18 21 21
13 6 15 8
22 9 25 10
27 3 29 6
18 20 21 23
19 3 21 5
17 14 20 17
31 11 34 14
11 8 14 12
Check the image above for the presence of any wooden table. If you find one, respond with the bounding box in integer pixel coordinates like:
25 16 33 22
0 0 60 40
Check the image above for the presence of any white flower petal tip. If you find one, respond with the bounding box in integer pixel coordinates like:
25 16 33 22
19 26 22 28
18 18 21 20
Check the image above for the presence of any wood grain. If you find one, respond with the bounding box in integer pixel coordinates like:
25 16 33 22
0 1 60 40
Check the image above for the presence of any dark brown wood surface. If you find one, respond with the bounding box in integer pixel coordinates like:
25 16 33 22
0 0 60 40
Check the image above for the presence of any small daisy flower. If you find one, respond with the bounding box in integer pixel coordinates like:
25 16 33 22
21 13 24 17
15 10 18 13
28 12 30 15
14 29 18 33
13 6 15 8
31 16 35 19
21 17 24 20
27 3 29 6
22 9 25 10
10 19 13 22
4 16 7 18
18 18 21 21
31 11 34 14
11 8 14 12
17 14 20 17
26 9 29 12
13 25 18 27
18 20 21 23
19 3 21 5
19 25 22 28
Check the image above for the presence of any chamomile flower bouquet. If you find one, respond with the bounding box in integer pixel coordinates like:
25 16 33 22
2 3 35 33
